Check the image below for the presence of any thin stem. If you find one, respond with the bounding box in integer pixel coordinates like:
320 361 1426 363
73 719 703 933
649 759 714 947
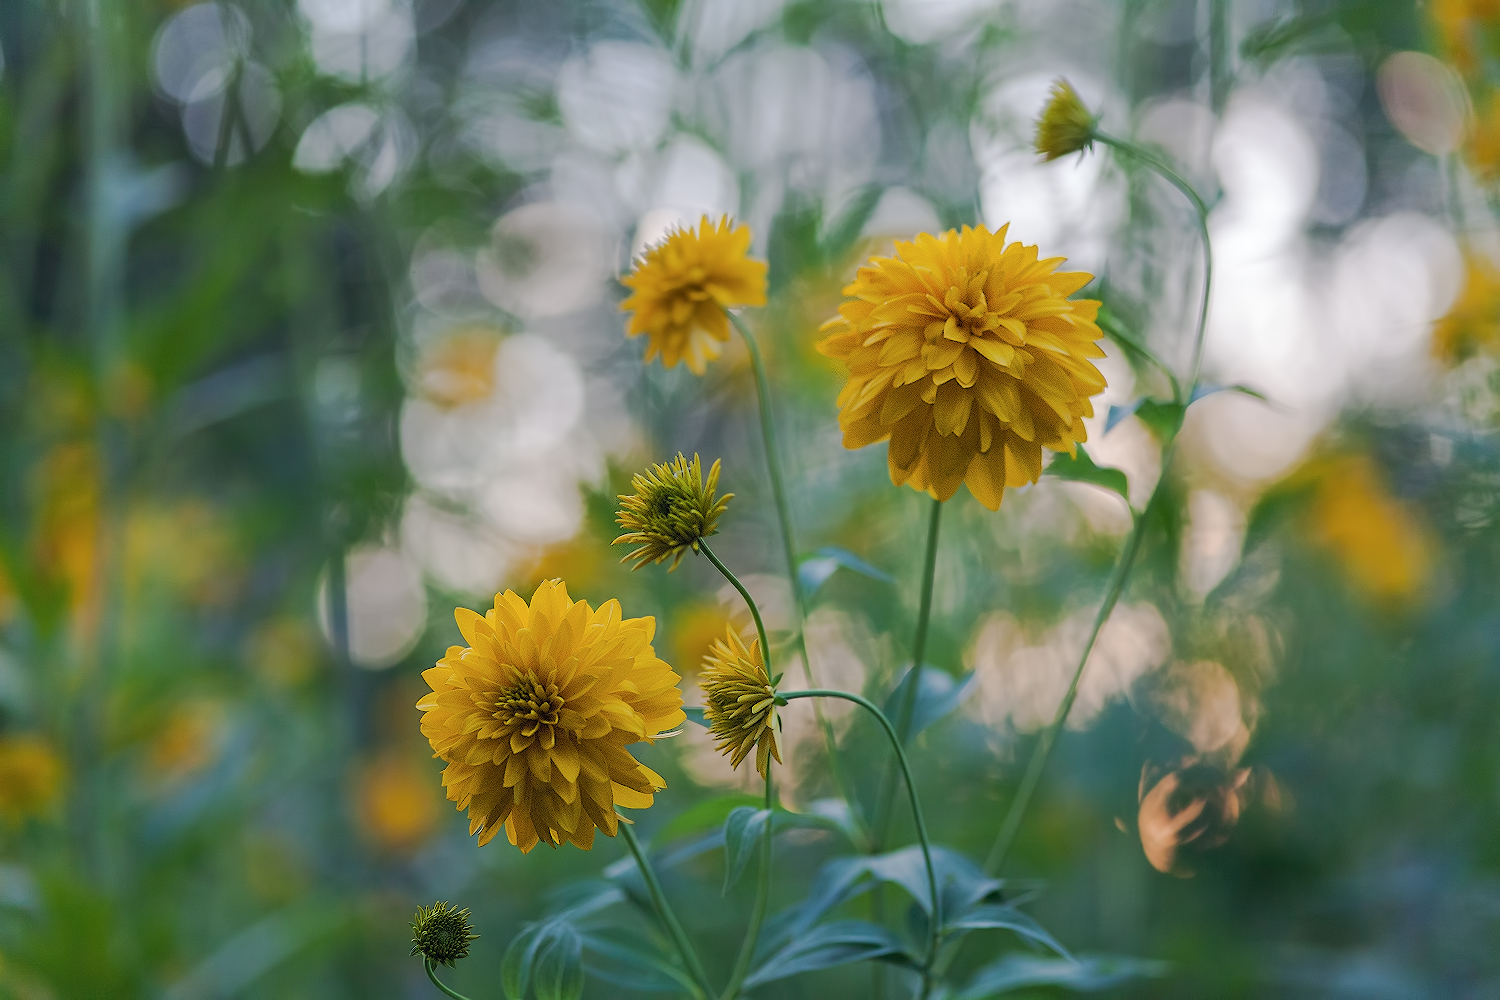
782 690 941 977
698 541 772 671
423 958 476 1000
872 497 943 848
725 309 869 846
721 766 775 1000
982 513 1148 876
1096 132 1213 397
619 818 716 999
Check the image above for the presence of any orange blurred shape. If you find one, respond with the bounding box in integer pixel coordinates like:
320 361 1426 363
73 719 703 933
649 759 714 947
147 699 225 785
31 443 102 633
1433 254 1500 362
1137 758 1249 877
1431 0 1500 76
352 750 440 853
669 601 734 677
1307 455 1434 602
244 615 323 689
0 735 64 825
416 327 502 408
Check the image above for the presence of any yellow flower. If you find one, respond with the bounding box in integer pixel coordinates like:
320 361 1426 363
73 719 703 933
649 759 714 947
1307 455 1433 601
416 326 501 408
620 216 768 375
614 454 732 571
701 627 781 778
1433 254 1500 361
353 750 441 853
0 735 63 825
417 580 685 852
1035 79 1096 161
817 224 1107 510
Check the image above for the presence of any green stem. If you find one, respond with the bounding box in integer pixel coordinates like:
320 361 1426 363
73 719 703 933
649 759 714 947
1096 133 1213 398
721 766 775 1000
423 958 476 1000
619 818 716 999
725 309 870 847
698 541 772 671
782 690 941 979
872 497 943 848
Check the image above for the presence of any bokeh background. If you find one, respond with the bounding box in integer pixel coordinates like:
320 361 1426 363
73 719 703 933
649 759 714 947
2 0 1499 996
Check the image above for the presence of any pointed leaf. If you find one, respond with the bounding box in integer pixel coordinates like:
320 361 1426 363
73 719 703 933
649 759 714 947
1104 399 1145 434
944 903 1072 959
1135 399 1186 444
743 920 912 989
956 953 1169 999
1189 382 1271 405
581 930 700 994
502 922 548 1000
799 546 895 596
654 794 760 846
1096 305 1179 396
682 706 708 728
723 807 771 894
1045 446 1129 503
883 665 978 741
533 923 585 1000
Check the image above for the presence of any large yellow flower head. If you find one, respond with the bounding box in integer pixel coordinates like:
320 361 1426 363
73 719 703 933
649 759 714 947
620 216 768 375
417 580 686 853
701 627 781 779
817 224 1107 510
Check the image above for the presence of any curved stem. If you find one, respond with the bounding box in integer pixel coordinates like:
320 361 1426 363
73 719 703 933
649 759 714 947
721 766 775 999
1096 132 1214 398
725 309 869 847
872 497 944 848
619 818 716 998
698 541 772 671
423 957 476 1000
782 690 941 977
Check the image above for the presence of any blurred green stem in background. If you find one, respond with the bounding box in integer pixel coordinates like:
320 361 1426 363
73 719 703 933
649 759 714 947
619 818 714 999
423 958 476 1000
721 767 775 1000
873 497 944 849
781 689 941 987
724 309 869 847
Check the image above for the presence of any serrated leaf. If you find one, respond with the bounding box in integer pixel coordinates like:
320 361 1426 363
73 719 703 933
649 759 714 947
882 665 978 742
742 920 912 989
1045 446 1129 503
799 546 895 596
682 706 708 728
1135 398 1185 444
654 793 760 846
955 953 1169 999
944 903 1072 959
723 807 771 895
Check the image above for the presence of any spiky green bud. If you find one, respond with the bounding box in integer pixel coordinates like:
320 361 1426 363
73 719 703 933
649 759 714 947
411 901 478 967
613 453 733 571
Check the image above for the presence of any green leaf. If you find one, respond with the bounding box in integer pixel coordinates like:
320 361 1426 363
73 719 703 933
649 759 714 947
654 793 760 846
1097 304 1178 395
944 903 1072 959
955 953 1169 999
723 807 771 894
1044 446 1129 504
532 923 584 1000
881 665 979 741
682 706 708 728
502 922 548 1000
799 546 896 596
580 930 701 994
1189 382 1271 405
742 920 912 989
1135 399 1186 444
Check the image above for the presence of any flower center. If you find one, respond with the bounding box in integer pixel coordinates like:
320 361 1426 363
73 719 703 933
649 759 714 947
498 676 564 737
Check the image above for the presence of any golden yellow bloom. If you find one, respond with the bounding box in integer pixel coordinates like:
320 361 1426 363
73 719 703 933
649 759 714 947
614 454 732 571
1035 79 1096 161
620 216 768 375
418 580 685 852
702 627 781 778
817 224 1106 510
1307 455 1434 601
0 735 63 825
354 750 440 853
1434 255 1500 361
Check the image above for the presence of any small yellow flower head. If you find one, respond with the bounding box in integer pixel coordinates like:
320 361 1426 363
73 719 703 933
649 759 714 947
702 627 782 778
1433 254 1500 362
1035 79 1097 161
0 735 63 824
817 224 1106 510
614 454 733 571
411 901 478 967
620 216 768 375
417 580 686 853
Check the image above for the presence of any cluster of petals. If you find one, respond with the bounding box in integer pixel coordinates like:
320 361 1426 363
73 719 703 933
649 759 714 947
701 627 781 779
619 215 768 375
817 224 1107 510
417 580 685 853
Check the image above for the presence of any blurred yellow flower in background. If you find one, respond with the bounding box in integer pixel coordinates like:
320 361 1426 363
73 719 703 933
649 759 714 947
669 602 734 677
31 443 101 632
244 616 323 689
620 216 768 375
417 580 685 853
702 627 781 778
0 735 63 825
1432 0 1500 77
353 750 440 853
818 224 1106 510
416 327 501 408
1307 454 1434 601
146 699 225 786
125 501 239 607
1433 255 1500 361
1466 89 1500 179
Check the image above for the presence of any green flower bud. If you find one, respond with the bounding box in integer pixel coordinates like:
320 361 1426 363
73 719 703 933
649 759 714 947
411 901 478 967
